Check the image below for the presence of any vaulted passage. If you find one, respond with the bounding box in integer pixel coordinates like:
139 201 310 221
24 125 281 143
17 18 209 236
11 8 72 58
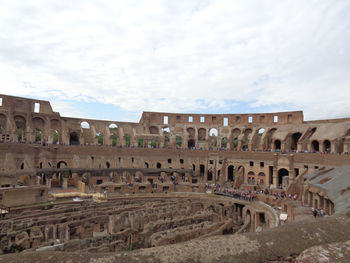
69 132 80 145
228 165 234 181
278 168 289 188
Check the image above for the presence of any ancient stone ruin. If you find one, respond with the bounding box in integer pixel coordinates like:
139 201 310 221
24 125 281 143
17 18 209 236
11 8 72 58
0 94 350 262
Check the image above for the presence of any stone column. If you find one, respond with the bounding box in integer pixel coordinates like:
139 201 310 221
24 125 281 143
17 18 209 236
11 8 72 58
272 168 278 188
46 178 52 189
62 177 68 190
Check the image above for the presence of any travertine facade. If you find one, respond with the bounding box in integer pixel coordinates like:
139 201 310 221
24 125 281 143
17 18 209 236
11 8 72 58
1 94 350 261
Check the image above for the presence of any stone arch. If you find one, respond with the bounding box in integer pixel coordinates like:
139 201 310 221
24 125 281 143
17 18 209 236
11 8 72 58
14 115 26 141
258 172 265 186
208 129 217 148
187 127 195 138
311 140 319 152
81 121 90 129
209 128 218 136
247 171 255 185
198 128 206 141
242 128 252 150
149 126 159 134
96 132 103 145
200 164 205 177
109 124 118 146
221 137 228 148
69 132 80 145
207 169 213 181
230 128 241 149
228 165 234 181
57 161 68 168
0 113 7 132
274 140 281 150
264 128 277 150
34 128 42 142
188 139 195 149
251 127 265 150
285 132 302 151
14 115 26 130
187 127 196 149
278 168 289 188
162 127 170 146
32 117 45 131
323 140 331 152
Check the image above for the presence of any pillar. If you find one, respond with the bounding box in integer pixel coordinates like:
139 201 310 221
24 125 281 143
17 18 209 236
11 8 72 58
272 168 278 188
46 178 52 189
62 177 68 190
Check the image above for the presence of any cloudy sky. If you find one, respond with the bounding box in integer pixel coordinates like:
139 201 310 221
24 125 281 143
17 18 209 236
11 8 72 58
0 0 349 122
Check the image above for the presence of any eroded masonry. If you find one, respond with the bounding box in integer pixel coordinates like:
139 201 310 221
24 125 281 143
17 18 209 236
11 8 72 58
0 94 350 262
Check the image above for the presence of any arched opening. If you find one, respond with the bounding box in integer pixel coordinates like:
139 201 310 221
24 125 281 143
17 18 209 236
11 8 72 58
176 136 182 148
248 171 255 185
138 138 144 148
81 121 90 129
106 162 110 168
149 126 159 134
162 127 170 145
209 128 218 148
57 161 68 168
69 132 80 145
231 128 241 149
34 128 42 143
14 115 26 142
209 128 218 136
323 140 331 152
124 134 131 147
192 164 196 171
221 137 228 148
291 132 302 151
151 138 157 148
207 170 213 181
228 165 234 181
258 172 265 187
156 162 161 169
198 128 206 142
274 140 281 150
258 128 265 135
242 128 252 150
96 132 103 145
109 124 118 146
145 162 149 168
53 130 59 144
200 164 205 177
311 140 319 152
188 139 195 149
278 169 289 188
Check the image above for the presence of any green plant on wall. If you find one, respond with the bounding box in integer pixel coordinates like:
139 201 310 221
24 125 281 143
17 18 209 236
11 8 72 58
111 133 117 146
138 138 144 148
151 138 157 148
35 128 41 142
125 134 131 146
17 129 23 141
97 133 103 145
233 138 239 148
53 132 59 144
176 136 182 147
221 137 228 148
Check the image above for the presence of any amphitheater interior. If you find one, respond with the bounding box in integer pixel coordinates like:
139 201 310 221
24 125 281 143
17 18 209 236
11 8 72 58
0 94 350 263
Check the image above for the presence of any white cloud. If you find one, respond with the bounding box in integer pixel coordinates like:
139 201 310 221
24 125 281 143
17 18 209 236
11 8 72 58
0 0 349 121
